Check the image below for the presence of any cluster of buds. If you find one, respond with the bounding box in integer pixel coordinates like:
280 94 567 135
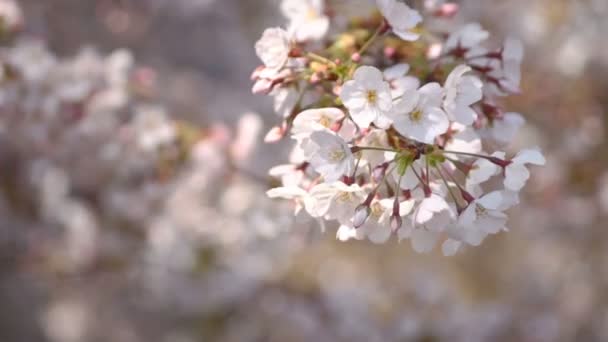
254 0 545 255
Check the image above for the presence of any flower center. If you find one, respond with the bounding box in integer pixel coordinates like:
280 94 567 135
409 108 424 123
475 204 487 217
306 8 319 20
370 202 384 219
336 191 354 203
366 90 378 105
318 115 332 128
328 148 346 162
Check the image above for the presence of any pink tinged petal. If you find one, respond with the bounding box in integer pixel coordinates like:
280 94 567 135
264 126 286 143
504 164 530 191
442 239 462 256
411 229 438 253
513 148 546 165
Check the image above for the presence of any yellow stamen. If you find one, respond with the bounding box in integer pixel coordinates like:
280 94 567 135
409 109 423 123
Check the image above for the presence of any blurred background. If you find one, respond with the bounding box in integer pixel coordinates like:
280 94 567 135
1 0 608 341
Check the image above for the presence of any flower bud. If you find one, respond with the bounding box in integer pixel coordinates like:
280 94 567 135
264 125 286 143
433 3 459 18
353 204 371 228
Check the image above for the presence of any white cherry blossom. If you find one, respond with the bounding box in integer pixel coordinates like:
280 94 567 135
377 0 423 41
443 65 483 125
443 190 516 255
413 194 454 230
444 124 482 155
291 107 344 138
444 22 489 54
383 63 420 98
303 130 355 182
358 199 391 244
466 151 505 186
340 66 393 128
273 87 299 118
358 129 391 167
307 182 366 224
390 83 449 144
504 148 546 191
253 3 545 254
267 186 311 215
399 194 455 253
460 191 508 239
255 27 291 71
281 0 329 42
363 198 416 244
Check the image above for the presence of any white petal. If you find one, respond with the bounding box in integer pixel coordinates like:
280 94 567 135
504 164 530 191
354 65 385 85
368 224 392 244
452 105 477 126
477 191 503 210
442 239 462 256
383 63 410 80
267 186 307 199
512 148 546 166
336 224 358 241
418 82 443 107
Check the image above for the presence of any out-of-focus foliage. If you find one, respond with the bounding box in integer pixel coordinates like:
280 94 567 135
1 0 607 341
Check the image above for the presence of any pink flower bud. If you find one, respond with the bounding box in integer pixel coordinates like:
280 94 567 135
264 125 286 143
353 204 371 228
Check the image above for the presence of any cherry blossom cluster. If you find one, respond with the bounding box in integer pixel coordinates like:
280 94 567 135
254 0 545 255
